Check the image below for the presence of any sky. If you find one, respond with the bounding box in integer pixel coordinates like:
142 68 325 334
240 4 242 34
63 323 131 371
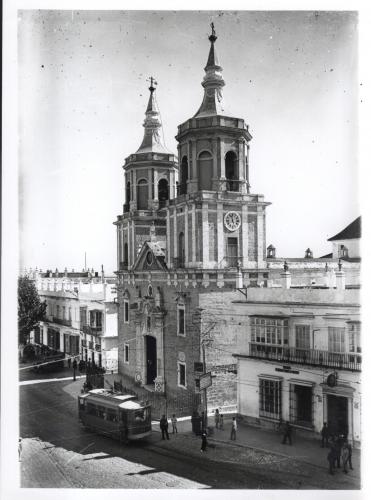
18 9 359 274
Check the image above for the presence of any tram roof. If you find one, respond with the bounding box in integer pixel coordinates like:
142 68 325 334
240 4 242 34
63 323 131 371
81 389 147 409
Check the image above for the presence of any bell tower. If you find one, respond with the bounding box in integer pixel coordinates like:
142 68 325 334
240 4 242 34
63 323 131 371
115 79 178 272
167 25 270 271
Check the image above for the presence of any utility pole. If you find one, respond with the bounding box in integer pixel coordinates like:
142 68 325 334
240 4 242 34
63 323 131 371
202 339 208 429
198 308 217 431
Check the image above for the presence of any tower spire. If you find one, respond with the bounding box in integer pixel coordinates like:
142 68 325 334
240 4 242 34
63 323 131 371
194 23 226 118
136 78 169 154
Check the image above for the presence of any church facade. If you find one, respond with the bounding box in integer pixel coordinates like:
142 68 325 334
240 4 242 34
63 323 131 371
114 27 361 422
114 27 271 410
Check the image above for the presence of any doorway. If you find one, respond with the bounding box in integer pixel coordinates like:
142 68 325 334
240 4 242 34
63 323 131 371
327 394 349 437
145 335 157 385
292 385 312 427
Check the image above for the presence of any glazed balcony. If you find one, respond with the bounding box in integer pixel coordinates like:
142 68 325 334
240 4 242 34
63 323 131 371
248 342 361 372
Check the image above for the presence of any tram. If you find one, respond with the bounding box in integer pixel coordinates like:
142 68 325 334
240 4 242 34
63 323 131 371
78 389 151 443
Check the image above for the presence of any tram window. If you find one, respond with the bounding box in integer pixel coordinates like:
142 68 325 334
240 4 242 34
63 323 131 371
106 409 118 422
87 404 97 416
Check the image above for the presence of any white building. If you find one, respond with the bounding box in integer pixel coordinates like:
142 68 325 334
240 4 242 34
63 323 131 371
233 281 361 448
30 268 118 372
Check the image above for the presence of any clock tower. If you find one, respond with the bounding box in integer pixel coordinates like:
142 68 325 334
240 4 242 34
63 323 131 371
167 24 270 271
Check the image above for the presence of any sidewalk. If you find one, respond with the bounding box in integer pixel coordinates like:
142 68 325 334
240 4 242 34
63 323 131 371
153 413 360 474
64 377 360 482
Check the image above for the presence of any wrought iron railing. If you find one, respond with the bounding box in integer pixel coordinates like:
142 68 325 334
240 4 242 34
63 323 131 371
82 325 102 336
52 317 72 327
248 343 361 372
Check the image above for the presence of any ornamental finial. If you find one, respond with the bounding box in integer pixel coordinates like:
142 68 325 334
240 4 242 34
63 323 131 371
147 76 157 92
209 22 217 42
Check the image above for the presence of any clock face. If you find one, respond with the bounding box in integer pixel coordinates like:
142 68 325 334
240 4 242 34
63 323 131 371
224 211 241 231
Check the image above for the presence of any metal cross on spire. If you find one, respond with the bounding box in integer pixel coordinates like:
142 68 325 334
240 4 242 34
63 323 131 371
209 22 217 42
147 76 158 92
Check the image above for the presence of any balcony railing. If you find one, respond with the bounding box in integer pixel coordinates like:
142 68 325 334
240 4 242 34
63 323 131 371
52 317 72 327
248 343 362 372
82 324 103 336
225 256 239 268
226 180 240 192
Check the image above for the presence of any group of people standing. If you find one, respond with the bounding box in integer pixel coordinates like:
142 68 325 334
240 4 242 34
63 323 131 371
321 423 353 475
159 414 178 440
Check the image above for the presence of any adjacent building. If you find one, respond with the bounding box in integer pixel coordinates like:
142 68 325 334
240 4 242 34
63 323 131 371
29 268 119 372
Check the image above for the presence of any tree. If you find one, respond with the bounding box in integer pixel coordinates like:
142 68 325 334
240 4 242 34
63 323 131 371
18 276 46 345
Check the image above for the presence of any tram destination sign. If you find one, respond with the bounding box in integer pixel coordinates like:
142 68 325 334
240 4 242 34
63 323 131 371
199 372 212 390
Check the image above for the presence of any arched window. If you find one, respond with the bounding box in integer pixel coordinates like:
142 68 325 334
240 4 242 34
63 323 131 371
178 232 185 268
158 178 169 207
124 243 128 266
137 179 148 210
198 151 213 191
225 151 238 191
180 156 188 195
126 181 131 204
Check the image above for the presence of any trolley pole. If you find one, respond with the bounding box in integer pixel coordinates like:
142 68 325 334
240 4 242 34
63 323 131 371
202 340 208 429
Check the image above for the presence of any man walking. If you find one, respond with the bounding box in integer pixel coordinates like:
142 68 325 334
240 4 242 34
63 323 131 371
214 409 220 430
321 422 330 448
200 432 208 452
328 439 337 475
342 439 353 473
160 415 170 440
230 416 237 440
282 421 292 445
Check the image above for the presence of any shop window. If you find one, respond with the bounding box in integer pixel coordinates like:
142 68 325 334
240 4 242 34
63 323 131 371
259 378 282 420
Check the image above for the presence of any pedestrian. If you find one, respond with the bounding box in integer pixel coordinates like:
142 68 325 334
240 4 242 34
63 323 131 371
18 438 22 462
327 439 337 475
171 414 178 434
230 416 237 440
282 421 292 445
214 409 220 429
160 414 170 440
220 414 224 430
72 358 77 381
321 422 330 448
68 357 71 368
201 411 206 433
200 432 207 452
334 435 344 468
342 439 353 473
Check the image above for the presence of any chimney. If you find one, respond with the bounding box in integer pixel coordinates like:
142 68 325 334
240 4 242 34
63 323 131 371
335 261 346 290
281 261 291 289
